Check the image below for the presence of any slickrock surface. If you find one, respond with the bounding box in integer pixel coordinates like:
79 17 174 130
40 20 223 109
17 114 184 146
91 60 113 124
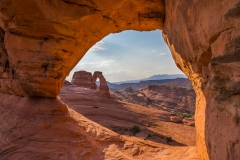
71 71 93 88
0 0 239 159
59 83 196 146
170 116 183 123
0 92 198 160
59 83 197 148
113 85 196 113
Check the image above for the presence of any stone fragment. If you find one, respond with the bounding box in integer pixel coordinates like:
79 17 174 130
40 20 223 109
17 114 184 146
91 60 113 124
170 116 183 123
0 0 239 159
182 118 195 127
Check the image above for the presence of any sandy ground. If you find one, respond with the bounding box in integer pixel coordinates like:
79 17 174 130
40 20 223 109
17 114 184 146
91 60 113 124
59 84 196 147
0 84 199 160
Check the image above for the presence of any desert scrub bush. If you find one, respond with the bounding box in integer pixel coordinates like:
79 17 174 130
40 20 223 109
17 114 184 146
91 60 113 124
144 133 152 140
166 137 172 143
130 125 141 135
178 113 194 118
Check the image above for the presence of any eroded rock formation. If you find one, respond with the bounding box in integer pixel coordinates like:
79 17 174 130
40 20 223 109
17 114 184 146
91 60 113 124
163 1 240 159
0 0 239 159
71 70 93 88
92 71 110 96
0 0 165 98
1 92 196 160
70 70 110 96
113 84 196 113
59 82 197 146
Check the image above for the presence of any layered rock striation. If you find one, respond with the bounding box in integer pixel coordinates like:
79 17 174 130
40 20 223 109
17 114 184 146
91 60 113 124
0 0 239 159
1 92 197 160
70 70 110 96
113 84 196 113
163 1 240 159
0 0 165 98
71 71 93 88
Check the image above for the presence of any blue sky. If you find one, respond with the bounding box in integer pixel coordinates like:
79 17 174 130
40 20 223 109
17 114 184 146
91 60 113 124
66 30 184 82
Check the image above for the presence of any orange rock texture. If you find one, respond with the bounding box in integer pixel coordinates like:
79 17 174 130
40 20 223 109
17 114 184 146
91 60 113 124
0 0 165 98
163 1 240 159
0 0 239 160
0 92 199 160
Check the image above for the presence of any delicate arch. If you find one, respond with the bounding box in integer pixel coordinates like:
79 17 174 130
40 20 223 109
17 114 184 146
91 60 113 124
0 0 239 159
92 71 110 96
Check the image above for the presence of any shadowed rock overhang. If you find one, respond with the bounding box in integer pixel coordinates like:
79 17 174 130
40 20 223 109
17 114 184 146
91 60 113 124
0 0 239 160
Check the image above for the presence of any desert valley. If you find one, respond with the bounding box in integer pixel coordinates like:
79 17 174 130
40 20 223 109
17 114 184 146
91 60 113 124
59 71 197 159
0 0 239 160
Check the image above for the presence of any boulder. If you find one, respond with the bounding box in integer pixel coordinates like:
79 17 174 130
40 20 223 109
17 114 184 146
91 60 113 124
183 118 195 127
0 0 239 159
170 116 183 123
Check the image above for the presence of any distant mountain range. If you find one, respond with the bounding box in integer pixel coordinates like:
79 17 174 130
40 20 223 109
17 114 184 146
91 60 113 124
107 78 192 90
95 74 190 90
112 74 186 84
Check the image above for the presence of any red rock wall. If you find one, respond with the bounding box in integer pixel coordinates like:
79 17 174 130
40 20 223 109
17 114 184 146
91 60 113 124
0 0 239 159
71 71 93 88
0 0 165 98
163 0 240 159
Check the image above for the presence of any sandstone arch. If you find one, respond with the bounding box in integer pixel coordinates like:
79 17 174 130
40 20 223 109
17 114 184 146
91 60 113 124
0 0 239 159
92 71 110 96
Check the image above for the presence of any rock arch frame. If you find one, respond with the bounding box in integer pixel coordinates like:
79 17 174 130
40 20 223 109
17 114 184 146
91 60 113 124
0 0 239 159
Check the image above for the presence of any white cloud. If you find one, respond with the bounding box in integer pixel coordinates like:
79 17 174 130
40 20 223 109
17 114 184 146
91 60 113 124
77 60 115 68
96 60 115 67
76 63 85 68
89 41 105 52
151 50 157 52
157 52 167 56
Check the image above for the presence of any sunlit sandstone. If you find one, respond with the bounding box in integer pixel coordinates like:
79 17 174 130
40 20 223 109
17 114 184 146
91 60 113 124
0 0 239 159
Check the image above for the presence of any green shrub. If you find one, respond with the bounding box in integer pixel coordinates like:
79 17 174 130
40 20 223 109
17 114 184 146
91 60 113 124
178 113 194 118
130 125 141 135
144 133 152 140
166 137 172 143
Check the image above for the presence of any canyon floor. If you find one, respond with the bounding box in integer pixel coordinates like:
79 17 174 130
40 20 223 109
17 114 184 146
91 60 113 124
58 83 198 159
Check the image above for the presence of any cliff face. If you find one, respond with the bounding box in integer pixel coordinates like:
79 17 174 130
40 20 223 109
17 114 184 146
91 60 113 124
71 71 93 88
163 1 240 159
0 0 239 159
0 0 165 98
108 78 192 90
113 85 196 113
